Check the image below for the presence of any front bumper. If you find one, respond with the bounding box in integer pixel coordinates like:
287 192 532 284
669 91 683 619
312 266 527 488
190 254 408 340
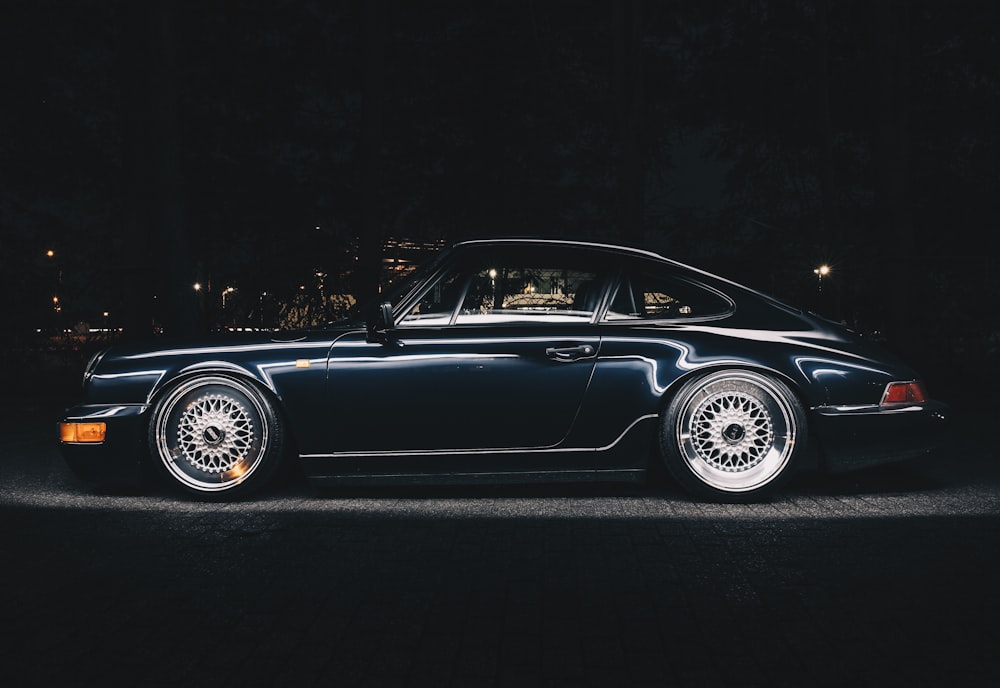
58 403 149 484
811 400 951 473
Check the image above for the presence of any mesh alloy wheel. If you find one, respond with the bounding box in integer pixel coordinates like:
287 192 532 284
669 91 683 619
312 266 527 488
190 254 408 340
661 370 806 502
175 393 256 474
149 376 285 497
688 389 774 473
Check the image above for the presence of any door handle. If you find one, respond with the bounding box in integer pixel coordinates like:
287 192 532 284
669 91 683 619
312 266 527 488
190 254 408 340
545 344 596 361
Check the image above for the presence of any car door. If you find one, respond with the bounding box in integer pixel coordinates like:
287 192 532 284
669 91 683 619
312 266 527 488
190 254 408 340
325 244 611 459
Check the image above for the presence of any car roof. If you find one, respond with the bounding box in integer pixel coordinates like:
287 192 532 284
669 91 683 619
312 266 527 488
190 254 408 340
449 236 671 263
448 236 807 317
447 236 742 286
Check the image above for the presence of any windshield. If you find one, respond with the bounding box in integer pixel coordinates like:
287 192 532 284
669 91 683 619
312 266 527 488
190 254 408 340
333 245 454 326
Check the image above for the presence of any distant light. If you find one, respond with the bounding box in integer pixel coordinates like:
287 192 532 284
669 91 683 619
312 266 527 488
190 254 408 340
193 282 202 291
52 296 59 304
814 265 831 277
46 249 55 258
103 311 109 317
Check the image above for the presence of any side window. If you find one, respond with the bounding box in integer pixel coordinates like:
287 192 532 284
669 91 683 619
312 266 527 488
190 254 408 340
397 245 609 326
605 268 731 321
456 266 600 324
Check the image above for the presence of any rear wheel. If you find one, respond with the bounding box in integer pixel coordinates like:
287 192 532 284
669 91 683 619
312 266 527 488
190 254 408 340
148 375 285 499
660 370 806 502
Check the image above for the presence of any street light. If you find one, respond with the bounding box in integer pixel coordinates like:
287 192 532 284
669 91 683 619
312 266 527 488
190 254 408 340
222 286 236 308
814 264 831 292
46 248 62 302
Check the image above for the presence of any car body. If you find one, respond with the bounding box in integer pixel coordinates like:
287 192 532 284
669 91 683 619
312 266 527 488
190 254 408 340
58 237 950 502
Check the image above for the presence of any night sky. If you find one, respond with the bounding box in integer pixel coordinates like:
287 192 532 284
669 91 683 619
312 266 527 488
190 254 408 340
1 1 997 381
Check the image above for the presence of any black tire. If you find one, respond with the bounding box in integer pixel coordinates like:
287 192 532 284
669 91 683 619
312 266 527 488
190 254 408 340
148 375 285 499
660 370 806 502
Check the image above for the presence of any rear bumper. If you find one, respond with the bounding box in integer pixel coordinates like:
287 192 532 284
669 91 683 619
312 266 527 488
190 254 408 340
58 404 149 484
811 400 951 473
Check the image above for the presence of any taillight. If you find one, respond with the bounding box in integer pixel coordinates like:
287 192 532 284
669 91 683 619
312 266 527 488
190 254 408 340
880 381 928 406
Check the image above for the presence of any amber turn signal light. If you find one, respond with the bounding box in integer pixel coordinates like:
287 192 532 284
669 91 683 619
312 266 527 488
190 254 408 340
60 422 107 443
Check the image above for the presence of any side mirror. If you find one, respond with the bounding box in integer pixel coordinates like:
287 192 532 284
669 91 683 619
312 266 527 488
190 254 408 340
366 301 395 343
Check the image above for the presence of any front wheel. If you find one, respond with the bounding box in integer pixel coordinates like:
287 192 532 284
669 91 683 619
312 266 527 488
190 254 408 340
660 370 806 502
148 375 285 499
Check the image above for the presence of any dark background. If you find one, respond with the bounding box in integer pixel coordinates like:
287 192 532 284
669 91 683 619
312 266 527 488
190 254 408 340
2 0 997 402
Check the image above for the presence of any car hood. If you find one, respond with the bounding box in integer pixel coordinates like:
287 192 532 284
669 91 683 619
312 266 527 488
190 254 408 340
97 327 359 363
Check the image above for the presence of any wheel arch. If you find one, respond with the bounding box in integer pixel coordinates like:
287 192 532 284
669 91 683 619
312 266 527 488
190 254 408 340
145 367 299 465
652 362 819 480
655 362 811 423
146 361 279 404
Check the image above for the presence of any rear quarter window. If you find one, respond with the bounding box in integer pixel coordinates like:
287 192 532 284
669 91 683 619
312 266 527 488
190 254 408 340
605 267 732 321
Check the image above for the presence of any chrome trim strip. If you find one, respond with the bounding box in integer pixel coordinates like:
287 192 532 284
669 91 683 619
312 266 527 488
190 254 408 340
814 404 926 415
300 414 658 459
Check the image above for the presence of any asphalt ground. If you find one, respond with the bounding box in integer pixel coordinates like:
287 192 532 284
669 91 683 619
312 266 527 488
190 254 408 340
1 394 998 687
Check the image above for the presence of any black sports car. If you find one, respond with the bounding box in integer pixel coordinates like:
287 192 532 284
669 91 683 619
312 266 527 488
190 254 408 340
58 237 950 502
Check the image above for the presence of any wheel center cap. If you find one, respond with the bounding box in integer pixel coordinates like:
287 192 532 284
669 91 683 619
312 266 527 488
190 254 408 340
203 426 225 446
722 423 745 443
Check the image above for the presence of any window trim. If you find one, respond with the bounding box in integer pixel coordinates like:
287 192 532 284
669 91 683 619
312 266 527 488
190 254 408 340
397 255 617 329
601 270 735 324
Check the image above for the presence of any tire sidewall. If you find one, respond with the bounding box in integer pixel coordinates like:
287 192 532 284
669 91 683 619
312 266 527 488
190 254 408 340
147 375 285 499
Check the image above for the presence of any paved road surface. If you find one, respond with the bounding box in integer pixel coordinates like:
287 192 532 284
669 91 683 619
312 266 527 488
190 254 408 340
1 396 998 687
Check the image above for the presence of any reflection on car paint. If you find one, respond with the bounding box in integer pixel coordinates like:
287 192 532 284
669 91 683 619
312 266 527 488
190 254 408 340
57 237 951 503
